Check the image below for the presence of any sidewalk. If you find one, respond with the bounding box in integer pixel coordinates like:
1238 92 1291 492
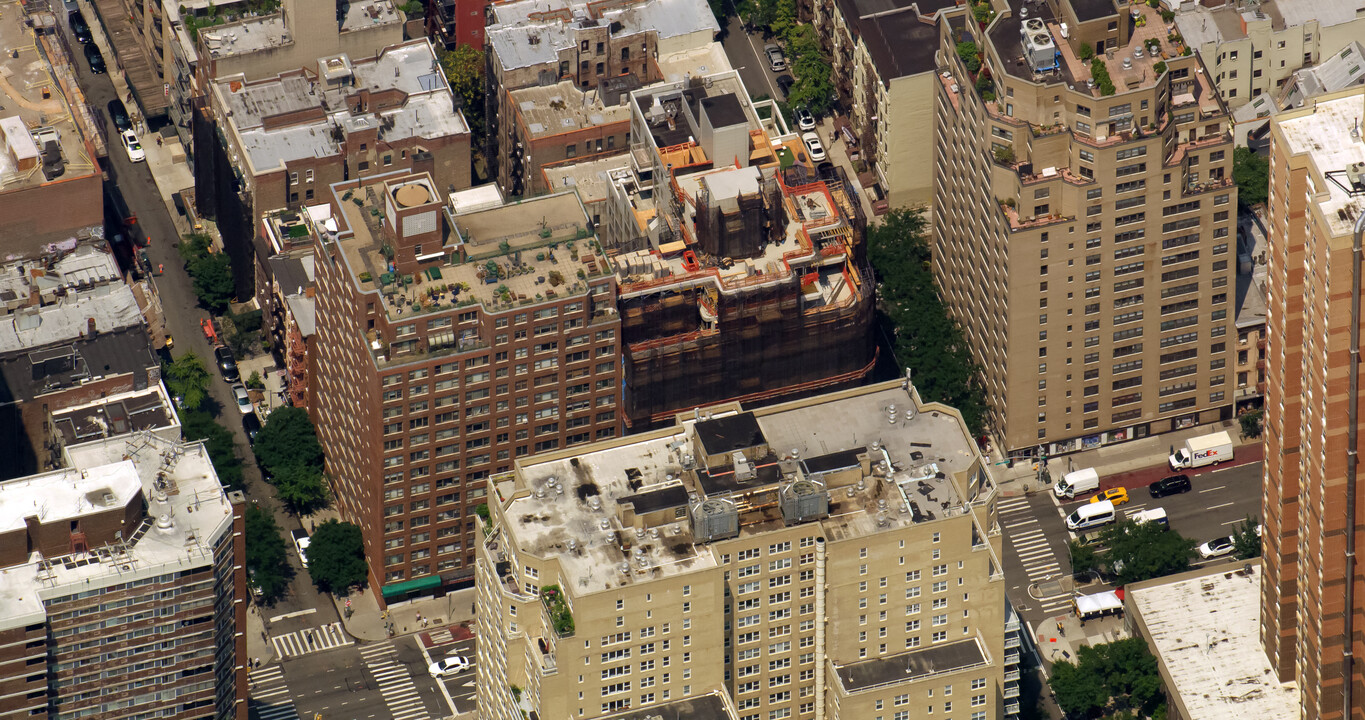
991 420 1261 496
302 507 479 644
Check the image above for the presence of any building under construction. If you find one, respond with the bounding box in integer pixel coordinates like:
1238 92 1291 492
601 70 876 428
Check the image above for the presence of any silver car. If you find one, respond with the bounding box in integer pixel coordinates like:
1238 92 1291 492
764 44 786 72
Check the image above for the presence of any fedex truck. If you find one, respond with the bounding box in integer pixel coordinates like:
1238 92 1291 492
1168 431 1234 471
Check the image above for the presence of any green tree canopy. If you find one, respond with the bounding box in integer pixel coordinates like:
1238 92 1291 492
253 406 324 477
306 520 368 594
165 353 212 412
1100 519 1197 584
188 252 235 314
181 409 244 490
1234 146 1269 206
1232 515 1262 560
867 209 987 433
439 44 486 140
1068 538 1100 579
245 504 293 604
273 464 331 515
1049 637 1166 719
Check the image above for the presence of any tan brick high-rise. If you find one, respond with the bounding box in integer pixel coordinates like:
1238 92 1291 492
1261 86 1365 720
933 0 1238 456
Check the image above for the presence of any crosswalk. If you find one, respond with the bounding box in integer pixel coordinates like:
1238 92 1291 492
360 642 433 720
997 496 1074 614
248 664 299 720
271 622 351 659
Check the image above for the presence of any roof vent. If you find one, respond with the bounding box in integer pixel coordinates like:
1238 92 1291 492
155 513 174 530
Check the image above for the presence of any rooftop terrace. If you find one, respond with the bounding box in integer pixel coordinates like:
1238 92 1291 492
200 0 401 59
496 382 994 594
488 0 719 71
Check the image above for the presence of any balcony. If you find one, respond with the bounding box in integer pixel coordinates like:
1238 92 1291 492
1005 668 1021 682
1006 700 1021 716
540 585 575 638
1005 634 1021 650
1005 651 1020 666
1004 681 1020 699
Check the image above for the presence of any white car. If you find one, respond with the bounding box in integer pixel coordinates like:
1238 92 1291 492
801 132 826 162
796 108 816 131
1197 535 1235 559
232 384 253 415
291 528 311 569
429 655 471 677
764 44 786 72
121 130 145 163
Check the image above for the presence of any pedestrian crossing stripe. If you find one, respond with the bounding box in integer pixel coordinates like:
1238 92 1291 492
270 622 351 659
362 641 432 720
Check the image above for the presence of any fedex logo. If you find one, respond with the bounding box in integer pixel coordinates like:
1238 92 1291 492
1193 449 1218 459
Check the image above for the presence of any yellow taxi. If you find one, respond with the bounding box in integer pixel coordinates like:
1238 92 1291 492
1089 487 1130 506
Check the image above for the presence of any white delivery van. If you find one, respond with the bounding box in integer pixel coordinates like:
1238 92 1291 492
1168 431 1234 470
1066 500 1117 531
1054 467 1100 499
1130 507 1169 528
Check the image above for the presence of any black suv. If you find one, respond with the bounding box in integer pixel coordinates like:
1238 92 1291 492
1148 474 1192 498
69 11 91 44
107 99 131 132
83 42 105 74
214 346 240 383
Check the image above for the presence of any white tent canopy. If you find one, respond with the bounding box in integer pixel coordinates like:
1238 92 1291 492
1075 590 1122 618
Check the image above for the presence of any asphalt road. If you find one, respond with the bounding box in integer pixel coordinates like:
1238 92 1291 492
433 636 479 714
278 635 454 720
63 5 339 647
719 11 784 101
1000 460 1264 634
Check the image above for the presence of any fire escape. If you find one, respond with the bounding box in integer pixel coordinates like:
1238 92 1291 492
286 323 308 408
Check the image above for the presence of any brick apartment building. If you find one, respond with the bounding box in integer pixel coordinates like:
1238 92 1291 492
428 0 488 49
933 0 1238 457
0 391 247 720
200 38 471 297
1261 86 1365 720
484 0 719 196
476 379 1015 720
308 170 623 599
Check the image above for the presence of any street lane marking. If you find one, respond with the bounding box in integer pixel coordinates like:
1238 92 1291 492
1017 547 1056 560
1199 485 1226 493
1011 539 1051 552
269 608 318 622
1004 519 1040 529
1206 502 1234 510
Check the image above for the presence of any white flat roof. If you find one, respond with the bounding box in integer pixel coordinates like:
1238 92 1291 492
1129 563 1298 720
1275 89 1365 238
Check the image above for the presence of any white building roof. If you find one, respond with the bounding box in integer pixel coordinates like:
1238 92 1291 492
1129 563 1298 720
0 283 144 354
488 0 719 71
1274 89 1365 238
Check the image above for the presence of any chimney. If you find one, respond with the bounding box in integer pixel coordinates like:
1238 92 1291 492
87 317 97 336
305 286 316 299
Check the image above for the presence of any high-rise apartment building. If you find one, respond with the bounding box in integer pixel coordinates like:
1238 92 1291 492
309 171 623 598
1260 86 1365 720
0 387 247 720
934 0 1238 456
475 379 1011 720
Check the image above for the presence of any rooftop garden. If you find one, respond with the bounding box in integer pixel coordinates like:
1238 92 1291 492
540 584 575 637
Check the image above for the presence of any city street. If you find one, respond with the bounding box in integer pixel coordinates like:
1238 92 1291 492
1000 459 1264 653
719 10 784 100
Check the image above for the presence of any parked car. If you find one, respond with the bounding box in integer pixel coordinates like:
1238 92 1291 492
1148 474 1192 498
1197 535 1235 559
764 44 787 72
214 346 240 382
83 42 105 74
1088 487 1129 506
775 74 795 97
291 528 311 568
120 130 145 163
801 132 826 162
232 384 253 415
69 10 91 43
107 99 131 132
795 107 816 131
429 656 471 677
242 412 261 444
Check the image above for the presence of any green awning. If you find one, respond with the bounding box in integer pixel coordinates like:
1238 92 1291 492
381 574 442 597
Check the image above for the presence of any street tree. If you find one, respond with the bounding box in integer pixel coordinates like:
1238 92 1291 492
1049 637 1166 719
245 504 293 604
867 209 987 433
188 252 235 314
273 464 331 515
1232 515 1262 560
306 520 368 594
165 353 212 412
1068 539 1100 580
253 406 325 478
1100 519 1197 584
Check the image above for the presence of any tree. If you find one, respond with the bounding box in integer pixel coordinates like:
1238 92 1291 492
956 41 981 74
165 353 212 412
1232 515 1262 560
1068 539 1100 579
1234 146 1270 207
181 410 244 490
1100 520 1197 584
439 44 487 141
188 252 235 314
306 520 368 594
245 504 293 604
273 464 331 515
1239 408 1263 439
1049 637 1166 719
867 209 988 434
252 406 324 478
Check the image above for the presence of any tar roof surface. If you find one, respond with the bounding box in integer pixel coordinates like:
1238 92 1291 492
836 638 988 691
